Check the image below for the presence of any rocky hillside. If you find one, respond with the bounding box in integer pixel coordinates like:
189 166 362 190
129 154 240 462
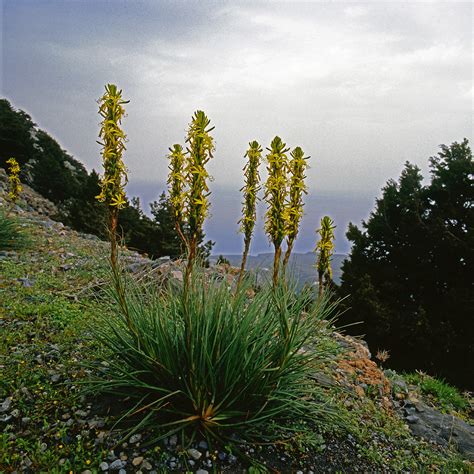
1 184 473 473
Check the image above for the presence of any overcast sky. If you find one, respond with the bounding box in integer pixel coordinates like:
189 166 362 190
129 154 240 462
2 0 472 254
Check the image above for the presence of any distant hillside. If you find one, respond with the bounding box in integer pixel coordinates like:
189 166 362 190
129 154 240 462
211 252 346 287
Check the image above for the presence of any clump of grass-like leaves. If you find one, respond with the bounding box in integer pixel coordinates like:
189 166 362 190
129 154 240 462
0 211 27 250
90 270 339 446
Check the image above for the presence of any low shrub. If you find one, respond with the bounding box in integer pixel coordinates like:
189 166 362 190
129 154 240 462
403 372 468 412
89 270 340 447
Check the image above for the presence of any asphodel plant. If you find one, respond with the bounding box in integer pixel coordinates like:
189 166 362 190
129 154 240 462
183 110 215 284
6 157 22 215
315 216 336 297
237 140 262 288
167 144 187 248
95 84 129 270
282 146 309 274
264 136 290 286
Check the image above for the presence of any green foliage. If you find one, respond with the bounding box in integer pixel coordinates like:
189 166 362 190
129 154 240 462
0 212 28 250
402 373 468 412
339 139 474 388
90 271 339 445
216 254 230 265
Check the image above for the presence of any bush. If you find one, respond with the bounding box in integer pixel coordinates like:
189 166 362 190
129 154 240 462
0 212 27 250
403 373 468 412
90 270 340 446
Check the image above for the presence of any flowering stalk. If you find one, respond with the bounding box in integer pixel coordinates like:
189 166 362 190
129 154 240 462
167 144 188 250
264 136 290 286
6 157 22 215
95 84 129 271
315 216 336 297
237 141 262 288
184 110 215 284
282 146 309 274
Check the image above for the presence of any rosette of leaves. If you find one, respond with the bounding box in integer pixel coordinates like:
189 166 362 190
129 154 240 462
282 146 309 273
315 216 336 297
264 136 290 286
237 140 262 288
95 84 129 268
184 110 215 280
6 157 22 213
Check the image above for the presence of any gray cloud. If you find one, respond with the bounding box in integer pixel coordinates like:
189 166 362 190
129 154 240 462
2 0 472 253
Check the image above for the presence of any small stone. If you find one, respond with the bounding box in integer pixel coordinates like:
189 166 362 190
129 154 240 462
50 374 61 382
196 470 209 474
169 434 178 447
406 415 419 424
18 277 35 287
99 462 109 471
11 409 19 418
119 470 126 474
218 452 226 461
142 460 153 470
75 409 88 418
109 459 126 470
169 461 176 468
198 440 208 450
228 454 237 464
187 448 202 460
132 457 144 466
297 471 304 474
129 433 142 444
0 397 12 413
21 417 30 425
188 460 195 467
82 471 92 474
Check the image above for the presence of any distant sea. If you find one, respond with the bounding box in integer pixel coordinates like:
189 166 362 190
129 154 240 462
127 182 376 256
209 252 347 287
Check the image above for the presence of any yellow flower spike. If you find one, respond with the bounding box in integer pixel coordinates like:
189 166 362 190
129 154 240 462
264 136 290 286
6 157 22 212
183 110 215 284
237 140 262 288
282 147 309 274
315 216 336 297
96 83 129 272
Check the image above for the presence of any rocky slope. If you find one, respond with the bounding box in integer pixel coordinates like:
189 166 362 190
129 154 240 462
1 183 473 472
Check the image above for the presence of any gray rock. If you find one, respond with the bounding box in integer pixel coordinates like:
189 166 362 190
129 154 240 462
99 461 109 471
17 277 35 287
196 470 209 474
405 402 474 460
0 397 12 413
129 433 142 444
169 434 178 447
118 470 126 474
198 440 208 450
109 459 126 470
187 448 202 460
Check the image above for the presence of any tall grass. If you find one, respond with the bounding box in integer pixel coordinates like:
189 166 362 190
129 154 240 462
89 269 340 446
0 211 27 250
